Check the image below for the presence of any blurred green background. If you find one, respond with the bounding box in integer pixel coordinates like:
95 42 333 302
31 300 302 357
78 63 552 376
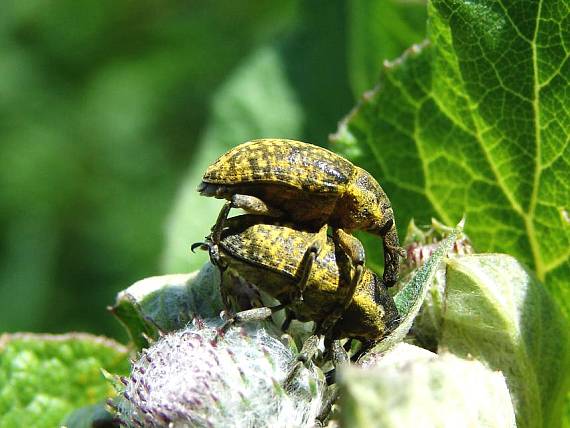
0 1 426 340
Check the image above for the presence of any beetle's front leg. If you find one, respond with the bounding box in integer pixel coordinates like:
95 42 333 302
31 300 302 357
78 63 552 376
381 220 406 288
283 334 321 389
295 224 327 301
210 200 233 244
332 228 364 310
333 228 365 268
318 259 363 336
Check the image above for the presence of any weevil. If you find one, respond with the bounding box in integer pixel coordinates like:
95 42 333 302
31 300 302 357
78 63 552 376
197 139 403 287
193 206 399 345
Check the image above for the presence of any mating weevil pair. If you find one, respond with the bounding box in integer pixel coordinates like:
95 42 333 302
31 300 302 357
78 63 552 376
195 139 403 361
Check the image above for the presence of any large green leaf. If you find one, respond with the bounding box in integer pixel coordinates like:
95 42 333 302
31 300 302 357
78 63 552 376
331 0 569 319
0 333 129 427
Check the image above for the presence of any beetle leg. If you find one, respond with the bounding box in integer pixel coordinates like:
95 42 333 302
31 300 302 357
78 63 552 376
327 337 349 368
332 228 364 311
297 243 321 301
318 263 363 336
217 304 285 338
220 271 262 314
190 238 228 274
380 220 405 287
283 334 321 389
316 384 339 425
294 223 327 301
211 201 233 244
281 309 295 332
230 194 284 218
333 228 366 267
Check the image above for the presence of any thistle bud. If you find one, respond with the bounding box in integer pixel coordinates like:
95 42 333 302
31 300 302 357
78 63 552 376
114 322 325 427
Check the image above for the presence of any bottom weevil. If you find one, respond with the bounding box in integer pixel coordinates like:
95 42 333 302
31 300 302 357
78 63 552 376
193 205 400 359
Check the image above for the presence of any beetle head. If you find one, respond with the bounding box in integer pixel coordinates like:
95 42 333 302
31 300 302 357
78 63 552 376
351 168 392 231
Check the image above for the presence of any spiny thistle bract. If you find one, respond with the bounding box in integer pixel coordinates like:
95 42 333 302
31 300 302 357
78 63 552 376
112 321 326 428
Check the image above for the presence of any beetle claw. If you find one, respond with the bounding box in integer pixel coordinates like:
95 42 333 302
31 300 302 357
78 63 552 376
191 241 208 253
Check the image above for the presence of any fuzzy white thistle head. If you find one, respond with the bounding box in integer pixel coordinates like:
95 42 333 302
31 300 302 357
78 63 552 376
114 321 325 428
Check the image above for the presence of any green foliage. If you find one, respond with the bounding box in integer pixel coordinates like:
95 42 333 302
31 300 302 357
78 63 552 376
0 333 129 427
0 1 428 337
441 254 570 428
332 0 570 320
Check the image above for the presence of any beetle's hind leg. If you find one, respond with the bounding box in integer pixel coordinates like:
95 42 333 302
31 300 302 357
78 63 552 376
229 194 284 218
333 228 365 307
216 303 286 340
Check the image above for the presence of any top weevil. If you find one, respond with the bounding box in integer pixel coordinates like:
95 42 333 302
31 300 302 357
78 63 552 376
198 139 402 286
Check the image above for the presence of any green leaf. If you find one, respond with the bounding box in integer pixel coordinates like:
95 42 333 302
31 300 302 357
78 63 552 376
0 333 129 428
440 254 570 428
348 0 427 96
341 344 516 427
111 263 223 349
331 0 570 320
358 221 461 362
